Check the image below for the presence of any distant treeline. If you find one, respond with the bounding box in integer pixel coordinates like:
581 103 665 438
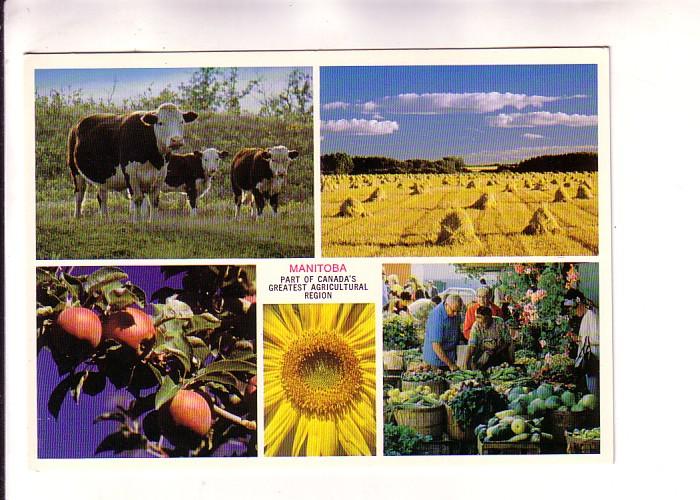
320 151 598 175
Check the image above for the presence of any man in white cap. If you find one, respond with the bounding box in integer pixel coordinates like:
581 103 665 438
463 286 502 341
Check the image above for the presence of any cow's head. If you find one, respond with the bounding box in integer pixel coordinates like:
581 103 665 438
141 103 198 154
200 148 230 177
261 145 299 179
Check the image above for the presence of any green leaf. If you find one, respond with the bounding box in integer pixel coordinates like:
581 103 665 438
154 376 179 410
152 297 194 325
93 411 126 424
196 359 256 378
125 284 147 307
95 431 145 455
223 350 256 362
83 267 128 295
105 287 140 310
48 376 73 419
193 372 239 387
71 370 89 403
186 313 221 334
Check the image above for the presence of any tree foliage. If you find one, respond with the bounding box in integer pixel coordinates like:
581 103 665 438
37 266 258 458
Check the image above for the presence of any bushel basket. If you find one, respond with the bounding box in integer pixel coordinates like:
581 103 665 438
393 403 445 438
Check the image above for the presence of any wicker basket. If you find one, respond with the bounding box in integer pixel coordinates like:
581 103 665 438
550 410 595 442
565 431 600 454
401 378 447 395
383 350 404 371
444 405 467 441
477 436 541 455
394 403 445 438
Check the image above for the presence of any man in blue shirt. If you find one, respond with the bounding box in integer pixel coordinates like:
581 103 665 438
422 294 464 371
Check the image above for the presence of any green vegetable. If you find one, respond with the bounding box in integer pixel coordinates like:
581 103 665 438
384 423 432 456
508 432 530 442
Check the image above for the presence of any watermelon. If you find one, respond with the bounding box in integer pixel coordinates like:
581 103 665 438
544 396 561 410
509 400 528 416
508 386 525 402
527 398 547 417
535 383 554 400
561 391 577 407
492 422 514 441
580 394 597 410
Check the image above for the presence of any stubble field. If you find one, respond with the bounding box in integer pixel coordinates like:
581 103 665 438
321 172 598 257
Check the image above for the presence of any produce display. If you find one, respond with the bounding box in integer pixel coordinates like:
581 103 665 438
401 371 444 383
447 386 506 432
475 411 553 444
488 364 523 382
386 386 442 408
569 427 600 440
444 370 483 382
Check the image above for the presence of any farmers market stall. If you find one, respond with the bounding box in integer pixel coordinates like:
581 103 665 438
382 263 601 456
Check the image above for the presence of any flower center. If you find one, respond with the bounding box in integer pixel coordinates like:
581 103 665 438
281 330 362 416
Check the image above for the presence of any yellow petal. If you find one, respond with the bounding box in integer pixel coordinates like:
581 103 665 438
291 415 309 456
265 400 298 457
337 408 372 456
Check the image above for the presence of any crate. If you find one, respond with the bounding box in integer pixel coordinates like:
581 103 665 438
444 405 467 441
394 403 445 438
401 378 447 395
550 410 595 442
384 374 402 389
383 350 404 371
477 436 541 455
565 431 600 454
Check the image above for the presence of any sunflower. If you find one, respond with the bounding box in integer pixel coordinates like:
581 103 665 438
264 303 376 456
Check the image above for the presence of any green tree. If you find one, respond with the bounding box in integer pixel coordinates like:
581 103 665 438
178 68 223 111
221 68 260 114
258 69 312 117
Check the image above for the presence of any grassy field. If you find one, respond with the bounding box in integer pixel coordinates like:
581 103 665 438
321 172 598 257
35 101 314 259
37 185 313 259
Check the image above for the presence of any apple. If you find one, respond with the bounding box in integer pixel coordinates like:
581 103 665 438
56 307 102 348
159 389 214 448
245 375 257 397
103 306 155 351
168 390 213 436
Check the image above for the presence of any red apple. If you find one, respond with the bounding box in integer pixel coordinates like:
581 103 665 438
168 390 213 436
245 375 257 397
103 306 155 351
56 307 102 348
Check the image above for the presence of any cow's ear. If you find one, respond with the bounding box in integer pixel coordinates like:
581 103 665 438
193 150 203 159
141 113 158 126
261 151 272 160
288 150 299 160
183 111 198 123
219 150 230 159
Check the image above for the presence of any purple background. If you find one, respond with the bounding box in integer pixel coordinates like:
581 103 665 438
37 266 183 458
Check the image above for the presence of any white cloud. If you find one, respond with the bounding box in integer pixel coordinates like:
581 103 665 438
322 101 350 110
487 111 598 128
361 101 378 112
523 133 544 139
370 92 562 114
321 118 399 136
371 113 385 120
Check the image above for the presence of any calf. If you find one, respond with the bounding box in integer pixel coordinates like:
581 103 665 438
157 148 230 216
230 145 299 218
67 102 198 221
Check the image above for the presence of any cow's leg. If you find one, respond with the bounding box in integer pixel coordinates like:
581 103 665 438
73 175 87 218
97 187 109 218
130 186 144 223
270 193 280 216
232 186 242 218
252 188 265 219
187 187 198 217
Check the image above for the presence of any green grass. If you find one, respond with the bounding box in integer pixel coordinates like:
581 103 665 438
37 195 314 259
35 100 314 259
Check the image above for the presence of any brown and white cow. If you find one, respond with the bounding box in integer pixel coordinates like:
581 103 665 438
67 102 198 221
230 145 299 218
156 148 230 216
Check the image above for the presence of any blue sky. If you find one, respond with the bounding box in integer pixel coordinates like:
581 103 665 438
35 67 309 113
320 65 598 164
